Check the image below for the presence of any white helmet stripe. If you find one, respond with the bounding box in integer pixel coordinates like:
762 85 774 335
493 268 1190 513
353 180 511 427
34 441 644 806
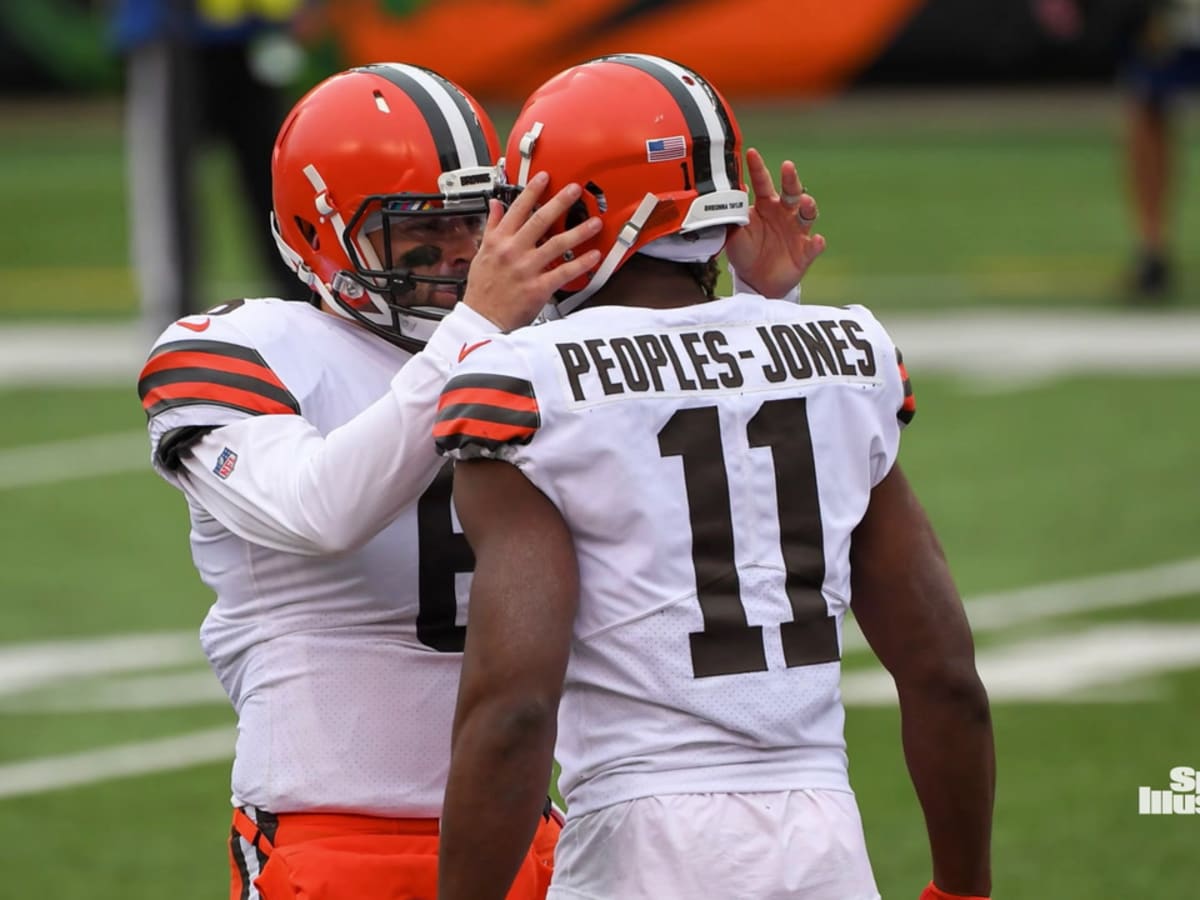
597 54 735 194
361 63 488 171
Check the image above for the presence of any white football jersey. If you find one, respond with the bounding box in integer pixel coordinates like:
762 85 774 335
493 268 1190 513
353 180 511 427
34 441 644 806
437 294 913 817
139 298 486 817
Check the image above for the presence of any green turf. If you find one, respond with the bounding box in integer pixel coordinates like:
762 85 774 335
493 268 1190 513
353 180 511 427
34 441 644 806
2 95 1199 898
0 707 232 765
849 677 1200 897
1 100 1197 319
901 374 1200 592
0 473 210 640
2 371 1198 897
0 762 233 898
0 385 145 447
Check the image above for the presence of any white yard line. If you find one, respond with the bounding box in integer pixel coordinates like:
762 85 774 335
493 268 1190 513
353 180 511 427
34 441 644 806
3 307 1198 492
2 557 1199 796
842 623 1200 704
954 557 1200 630
0 728 234 800
885 309 1200 380
1 311 1198 388
0 672 224 712
841 556 1200 652
0 431 149 490
0 322 148 387
0 632 201 696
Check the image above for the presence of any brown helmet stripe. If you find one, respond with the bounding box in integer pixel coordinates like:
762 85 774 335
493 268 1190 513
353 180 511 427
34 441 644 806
355 63 492 173
594 53 738 195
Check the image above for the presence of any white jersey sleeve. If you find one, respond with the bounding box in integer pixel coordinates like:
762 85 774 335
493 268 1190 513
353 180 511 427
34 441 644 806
838 302 915 486
139 299 501 555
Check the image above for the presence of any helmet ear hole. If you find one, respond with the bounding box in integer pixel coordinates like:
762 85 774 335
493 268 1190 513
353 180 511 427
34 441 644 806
563 182 609 231
584 181 607 213
295 217 319 250
564 198 589 231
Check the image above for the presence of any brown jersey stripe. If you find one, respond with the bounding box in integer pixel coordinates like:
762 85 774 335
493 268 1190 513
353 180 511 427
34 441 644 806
437 385 539 415
442 371 536 400
143 380 300 418
139 339 299 418
140 348 287 390
143 341 288 388
147 338 277 367
436 401 539 431
436 373 540 450
139 366 300 414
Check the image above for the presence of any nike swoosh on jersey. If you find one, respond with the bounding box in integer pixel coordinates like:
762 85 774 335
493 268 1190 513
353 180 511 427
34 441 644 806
458 339 493 362
434 371 540 452
138 339 301 418
178 318 211 332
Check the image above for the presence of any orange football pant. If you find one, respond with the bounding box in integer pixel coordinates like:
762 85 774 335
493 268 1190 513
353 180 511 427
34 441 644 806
229 805 560 900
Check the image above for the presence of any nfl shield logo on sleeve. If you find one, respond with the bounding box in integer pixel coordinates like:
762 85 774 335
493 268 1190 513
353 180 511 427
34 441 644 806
213 447 238 480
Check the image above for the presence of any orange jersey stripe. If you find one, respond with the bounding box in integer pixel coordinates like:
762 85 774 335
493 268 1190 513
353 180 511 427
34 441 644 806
142 380 298 416
140 348 288 391
433 416 537 443
437 385 539 414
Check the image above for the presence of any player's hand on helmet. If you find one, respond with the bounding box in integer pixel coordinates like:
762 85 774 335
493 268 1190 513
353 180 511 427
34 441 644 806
725 147 825 300
463 172 602 332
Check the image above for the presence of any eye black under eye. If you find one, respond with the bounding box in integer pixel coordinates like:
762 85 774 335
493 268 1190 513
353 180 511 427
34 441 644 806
397 245 442 268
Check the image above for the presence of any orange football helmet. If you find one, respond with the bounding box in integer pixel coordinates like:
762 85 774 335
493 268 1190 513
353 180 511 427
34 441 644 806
271 63 502 350
505 53 750 314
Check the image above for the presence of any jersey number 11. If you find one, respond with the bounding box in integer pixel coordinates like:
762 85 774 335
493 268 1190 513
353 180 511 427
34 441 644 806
659 397 841 679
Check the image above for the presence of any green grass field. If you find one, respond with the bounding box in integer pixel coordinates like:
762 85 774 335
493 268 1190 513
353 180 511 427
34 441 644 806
2 93 1199 319
2 92 1199 897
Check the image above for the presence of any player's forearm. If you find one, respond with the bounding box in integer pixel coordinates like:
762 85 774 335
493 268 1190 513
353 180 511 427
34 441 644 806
898 671 995 896
286 301 505 551
178 391 444 554
438 699 558 900
176 303 501 554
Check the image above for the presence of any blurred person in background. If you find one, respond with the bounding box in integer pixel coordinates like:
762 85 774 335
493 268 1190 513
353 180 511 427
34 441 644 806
112 0 320 337
1035 0 1200 300
1123 0 1200 298
435 53 993 900
134 58 822 900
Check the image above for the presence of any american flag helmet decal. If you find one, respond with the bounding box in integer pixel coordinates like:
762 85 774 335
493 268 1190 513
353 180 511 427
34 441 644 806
646 135 688 162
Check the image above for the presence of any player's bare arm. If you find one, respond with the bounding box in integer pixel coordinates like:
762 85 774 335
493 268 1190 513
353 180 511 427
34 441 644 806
724 146 826 299
438 459 579 900
463 171 603 332
849 463 995 899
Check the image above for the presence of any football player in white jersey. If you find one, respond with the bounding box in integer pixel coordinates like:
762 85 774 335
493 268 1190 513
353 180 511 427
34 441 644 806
136 63 603 900
435 55 995 900
136 61 825 900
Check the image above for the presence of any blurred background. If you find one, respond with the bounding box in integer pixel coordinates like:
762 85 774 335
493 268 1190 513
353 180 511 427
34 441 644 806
1 0 1198 897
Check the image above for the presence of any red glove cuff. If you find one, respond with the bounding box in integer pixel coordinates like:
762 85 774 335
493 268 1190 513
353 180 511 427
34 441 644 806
920 881 990 900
